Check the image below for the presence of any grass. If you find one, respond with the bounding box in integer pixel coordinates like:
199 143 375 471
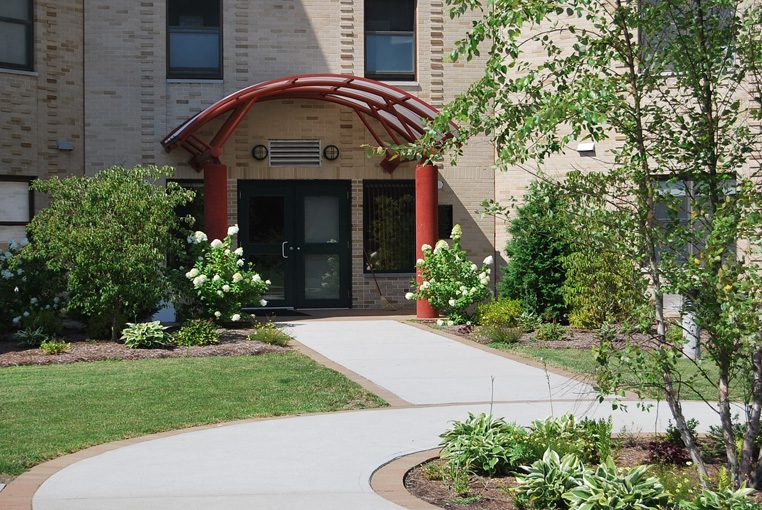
489 343 744 402
0 351 386 477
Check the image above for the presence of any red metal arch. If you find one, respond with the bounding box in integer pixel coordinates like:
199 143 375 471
160 74 456 172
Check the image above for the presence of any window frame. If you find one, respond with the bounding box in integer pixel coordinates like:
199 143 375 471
0 175 35 227
166 0 223 80
363 179 416 274
0 0 34 72
363 0 417 82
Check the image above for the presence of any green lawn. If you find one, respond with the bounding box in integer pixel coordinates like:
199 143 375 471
489 343 742 402
0 352 386 477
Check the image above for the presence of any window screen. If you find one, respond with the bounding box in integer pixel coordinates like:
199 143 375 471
363 180 416 273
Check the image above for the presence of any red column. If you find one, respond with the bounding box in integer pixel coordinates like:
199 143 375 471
202 162 228 242
415 162 439 319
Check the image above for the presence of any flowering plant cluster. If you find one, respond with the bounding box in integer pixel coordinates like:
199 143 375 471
405 224 493 324
185 226 270 322
0 240 65 334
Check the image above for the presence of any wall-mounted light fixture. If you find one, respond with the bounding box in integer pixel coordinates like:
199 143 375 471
323 144 340 161
251 144 269 161
576 142 596 155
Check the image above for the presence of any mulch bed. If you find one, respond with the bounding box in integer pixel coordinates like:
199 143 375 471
0 327 285 368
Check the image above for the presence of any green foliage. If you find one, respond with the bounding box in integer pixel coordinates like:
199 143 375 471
517 311 542 333
28 166 194 340
439 413 533 476
477 298 523 327
680 487 762 510
39 340 70 355
120 321 172 349
173 319 219 347
563 458 669 510
536 323 570 342
247 322 291 347
499 181 572 322
480 324 524 344
184 227 270 322
515 449 587 510
651 464 700 502
562 250 647 329
666 419 699 447
15 327 48 348
366 193 415 272
528 415 612 465
407 225 493 324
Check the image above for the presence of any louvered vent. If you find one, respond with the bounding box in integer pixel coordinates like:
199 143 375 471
268 139 322 167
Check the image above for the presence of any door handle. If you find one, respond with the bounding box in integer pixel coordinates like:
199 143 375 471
281 241 289 259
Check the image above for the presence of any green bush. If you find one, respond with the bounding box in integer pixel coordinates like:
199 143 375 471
247 322 291 347
563 459 669 510
515 449 587 510
406 225 493 324
499 181 572 322
682 487 762 510
439 412 533 476
121 321 172 349
15 327 48 348
28 165 194 340
528 415 612 464
174 319 219 346
477 298 523 327
479 324 524 344
562 249 647 329
536 322 570 342
518 311 542 333
40 340 71 355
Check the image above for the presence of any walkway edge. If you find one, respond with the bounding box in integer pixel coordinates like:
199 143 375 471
370 448 442 510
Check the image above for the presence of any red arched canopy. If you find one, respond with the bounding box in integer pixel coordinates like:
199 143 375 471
161 74 455 172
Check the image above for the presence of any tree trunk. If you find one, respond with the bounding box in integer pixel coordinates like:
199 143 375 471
719 369 741 487
743 346 762 487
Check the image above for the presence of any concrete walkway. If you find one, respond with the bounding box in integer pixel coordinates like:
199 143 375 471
28 320 723 510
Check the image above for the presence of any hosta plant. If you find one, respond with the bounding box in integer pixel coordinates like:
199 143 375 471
121 321 172 349
406 224 493 324
516 449 587 510
563 458 669 510
40 340 71 355
185 226 270 323
680 487 762 510
528 415 612 464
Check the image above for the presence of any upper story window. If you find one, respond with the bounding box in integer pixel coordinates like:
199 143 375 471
0 0 33 71
364 0 416 82
167 0 222 79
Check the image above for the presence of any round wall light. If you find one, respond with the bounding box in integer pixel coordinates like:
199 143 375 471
323 145 340 161
251 144 269 161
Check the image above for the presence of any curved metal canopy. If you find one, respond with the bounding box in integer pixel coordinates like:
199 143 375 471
161 74 455 171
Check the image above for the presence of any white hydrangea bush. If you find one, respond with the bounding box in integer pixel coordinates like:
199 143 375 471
185 225 270 322
405 224 493 324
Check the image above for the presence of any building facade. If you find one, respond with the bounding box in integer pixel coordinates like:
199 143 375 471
0 0 501 311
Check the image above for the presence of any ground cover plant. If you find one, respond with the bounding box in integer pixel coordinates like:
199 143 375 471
247 322 292 347
173 319 219 347
0 352 386 478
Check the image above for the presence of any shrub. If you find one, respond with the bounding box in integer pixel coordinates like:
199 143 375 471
665 419 699 447
651 464 699 502
702 422 762 462
536 322 570 342
173 319 219 346
28 166 194 340
515 449 587 510
499 181 572 322
247 322 291 347
518 311 542 333
184 226 270 322
563 458 669 510
406 225 493 324
40 340 71 355
15 327 48 348
681 487 762 510
562 249 647 329
647 440 692 465
479 324 524 344
477 298 523 327
439 412 533 476
528 415 613 464
121 321 172 349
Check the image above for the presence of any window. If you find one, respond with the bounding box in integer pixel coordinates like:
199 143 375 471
438 204 454 240
167 0 221 79
364 181 415 273
0 176 33 246
364 0 416 81
0 0 33 71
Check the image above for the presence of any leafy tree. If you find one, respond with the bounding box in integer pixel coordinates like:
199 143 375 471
499 181 572 321
393 0 762 488
28 166 194 340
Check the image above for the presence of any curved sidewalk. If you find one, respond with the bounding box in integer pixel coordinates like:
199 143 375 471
9 320 723 510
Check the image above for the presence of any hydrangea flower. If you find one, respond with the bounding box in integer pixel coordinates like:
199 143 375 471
421 244 432 252
213 274 222 282
193 275 208 287
210 239 223 249
265 279 271 285
236 259 245 267
233 272 243 282
231 314 241 322
259 299 268 306
252 274 262 282
405 292 414 300
450 224 462 240
214 311 221 318
188 231 208 244
234 247 244 256
448 298 456 307
227 225 240 236
483 255 494 266
222 284 230 292
185 268 200 279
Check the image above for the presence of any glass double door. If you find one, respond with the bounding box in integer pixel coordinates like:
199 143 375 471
238 180 352 309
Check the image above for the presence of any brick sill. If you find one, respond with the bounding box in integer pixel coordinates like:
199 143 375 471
0 67 38 77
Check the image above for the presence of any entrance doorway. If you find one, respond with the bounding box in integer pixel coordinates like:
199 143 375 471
238 180 352 309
